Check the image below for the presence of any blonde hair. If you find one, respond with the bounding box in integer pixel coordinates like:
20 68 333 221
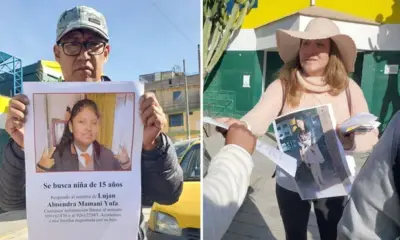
278 39 349 107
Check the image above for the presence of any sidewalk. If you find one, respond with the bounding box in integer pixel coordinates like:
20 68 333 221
205 133 371 240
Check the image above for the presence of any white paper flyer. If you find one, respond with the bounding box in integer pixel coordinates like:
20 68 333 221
23 81 143 240
272 104 353 200
203 116 298 177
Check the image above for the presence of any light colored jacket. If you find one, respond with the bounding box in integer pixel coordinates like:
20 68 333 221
337 112 400 239
203 144 254 240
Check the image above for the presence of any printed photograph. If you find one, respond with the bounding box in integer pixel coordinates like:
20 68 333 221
33 92 135 172
274 105 352 200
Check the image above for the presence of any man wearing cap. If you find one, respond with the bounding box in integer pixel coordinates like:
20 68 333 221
0 6 183 240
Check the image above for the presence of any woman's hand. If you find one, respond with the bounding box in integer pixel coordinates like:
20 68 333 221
336 128 355 150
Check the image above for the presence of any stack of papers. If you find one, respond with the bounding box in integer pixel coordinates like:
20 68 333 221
339 112 380 134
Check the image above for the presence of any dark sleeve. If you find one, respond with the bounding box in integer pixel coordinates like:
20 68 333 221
0 139 26 211
141 133 183 205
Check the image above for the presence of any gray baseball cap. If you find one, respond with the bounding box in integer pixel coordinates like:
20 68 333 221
56 6 109 42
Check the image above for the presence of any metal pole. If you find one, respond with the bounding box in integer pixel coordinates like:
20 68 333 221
197 44 201 74
183 59 191 140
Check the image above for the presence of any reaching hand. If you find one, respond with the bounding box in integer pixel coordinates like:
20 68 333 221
140 92 166 150
225 123 257 155
215 117 247 138
5 94 29 148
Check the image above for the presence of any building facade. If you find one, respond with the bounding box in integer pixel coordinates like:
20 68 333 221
145 73 201 142
204 0 400 133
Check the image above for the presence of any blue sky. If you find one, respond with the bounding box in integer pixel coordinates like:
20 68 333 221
0 0 200 81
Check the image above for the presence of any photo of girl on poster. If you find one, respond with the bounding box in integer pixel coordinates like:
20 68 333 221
296 119 325 189
36 98 131 172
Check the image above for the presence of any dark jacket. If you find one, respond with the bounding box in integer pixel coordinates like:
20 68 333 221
44 142 124 172
0 129 183 239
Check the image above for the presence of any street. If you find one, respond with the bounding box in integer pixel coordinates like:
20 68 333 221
204 127 371 240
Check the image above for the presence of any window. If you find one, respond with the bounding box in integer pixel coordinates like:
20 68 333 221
173 91 182 101
180 143 200 180
175 142 191 158
169 114 184 127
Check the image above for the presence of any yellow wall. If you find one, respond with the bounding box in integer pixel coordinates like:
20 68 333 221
165 110 201 142
149 81 200 141
242 0 400 29
317 0 400 24
242 0 309 29
153 85 200 107
165 110 200 133
152 84 200 134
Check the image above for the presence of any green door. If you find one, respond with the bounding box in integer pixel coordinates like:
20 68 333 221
204 51 264 119
264 52 284 91
361 51 400 133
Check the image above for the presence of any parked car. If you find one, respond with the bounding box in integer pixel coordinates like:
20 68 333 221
174 138 198 161
142 138 199 207
147 139 202 239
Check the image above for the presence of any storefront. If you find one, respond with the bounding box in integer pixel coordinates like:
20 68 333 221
205 2 400 132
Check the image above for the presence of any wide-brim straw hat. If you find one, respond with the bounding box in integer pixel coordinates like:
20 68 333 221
276 17 357 72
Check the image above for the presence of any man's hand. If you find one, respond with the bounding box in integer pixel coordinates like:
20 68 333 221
215 117 247 138
5 94 29 148
140 92 166 151
225 123 257 155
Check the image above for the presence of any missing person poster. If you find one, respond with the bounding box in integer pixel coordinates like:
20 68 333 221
272 104 353 200
23 81 143 240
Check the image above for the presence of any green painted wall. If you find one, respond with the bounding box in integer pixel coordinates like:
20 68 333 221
360 51 400 133
206 50 400 136
204 51 264 119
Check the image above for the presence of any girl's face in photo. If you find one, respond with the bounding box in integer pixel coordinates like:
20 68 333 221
71 106 100 148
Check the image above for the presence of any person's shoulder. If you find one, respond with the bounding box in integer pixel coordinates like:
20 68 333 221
389 111 400 133
347 78 367 100
98 144 114 157
270 79 284 88
348 78 362 91
52 145 69 159
264 79 284 94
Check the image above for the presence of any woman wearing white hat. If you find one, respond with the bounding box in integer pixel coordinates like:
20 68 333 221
217 18 378 240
